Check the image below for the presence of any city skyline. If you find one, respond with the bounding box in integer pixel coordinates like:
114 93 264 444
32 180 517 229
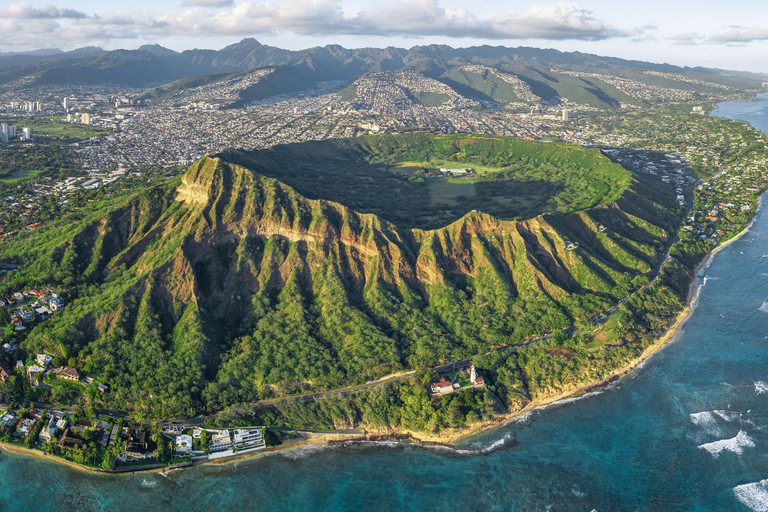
1 0 768 73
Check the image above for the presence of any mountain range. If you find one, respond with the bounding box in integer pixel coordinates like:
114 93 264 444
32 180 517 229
1 39 764 108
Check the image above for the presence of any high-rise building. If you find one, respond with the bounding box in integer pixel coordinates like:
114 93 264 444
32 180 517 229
80 113 91 125
22 127 31 141
0 123 14 143
63 98 72 110
561 109 569 121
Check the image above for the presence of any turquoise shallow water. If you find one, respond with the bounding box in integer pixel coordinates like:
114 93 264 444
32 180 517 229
3 96 768 511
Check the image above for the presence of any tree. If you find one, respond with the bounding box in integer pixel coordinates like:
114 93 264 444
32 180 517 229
200 430 211 453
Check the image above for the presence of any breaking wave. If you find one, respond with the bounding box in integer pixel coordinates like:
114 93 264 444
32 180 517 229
699 431 755 457
759 302 768 313
713 409 740 422
280 444 332 460
690 411 722 436
424 432 516 456
735 479 768 512
756 381 768 394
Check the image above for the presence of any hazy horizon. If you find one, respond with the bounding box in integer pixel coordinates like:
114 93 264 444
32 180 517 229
1 1 768 73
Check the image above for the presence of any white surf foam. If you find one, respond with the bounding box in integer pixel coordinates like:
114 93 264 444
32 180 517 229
280 444 331 460
141 479 157 488
756 381 768 394
759 302 768 313
699 430 755 457
422 432 515 456
735 479 768 512
713 409 740 422
690 411 722 436
571 485 587 498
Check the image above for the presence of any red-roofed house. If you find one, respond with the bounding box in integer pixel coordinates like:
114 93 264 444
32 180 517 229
430 377 454 394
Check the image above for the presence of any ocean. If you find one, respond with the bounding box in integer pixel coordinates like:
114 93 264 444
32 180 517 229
3 95 768 511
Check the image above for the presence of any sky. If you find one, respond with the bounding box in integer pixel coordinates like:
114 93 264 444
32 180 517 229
1 0 768 73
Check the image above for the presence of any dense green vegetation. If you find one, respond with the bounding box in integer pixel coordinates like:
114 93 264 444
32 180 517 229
0 145 79 180
440 67 527 103
0 134 681 427
136 72 235 103
224 134 633 229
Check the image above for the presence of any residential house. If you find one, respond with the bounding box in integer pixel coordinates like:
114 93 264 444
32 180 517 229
40 425 58 443
176 434 193 453
0 412 16 428
17 418 36 437
53 366 79 381
430 377 454 394
59 429 83 450
233 429 264 448
125 428 151 459
72 419 92 434
39 416 58 442
11 318 23 331
0 365 10 382
34 306 51 317
26 365 44 384
210 430 232 452
108 424 119 446
48 297 63 311
35 354 52 368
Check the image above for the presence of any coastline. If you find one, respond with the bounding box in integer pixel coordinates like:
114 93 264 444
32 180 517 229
353 203 763 447
0 203 759 472
0 441 103 475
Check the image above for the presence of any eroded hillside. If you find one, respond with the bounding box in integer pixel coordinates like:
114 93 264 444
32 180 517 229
1 137 681 417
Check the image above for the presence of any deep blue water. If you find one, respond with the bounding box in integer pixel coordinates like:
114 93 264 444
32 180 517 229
2 96 768 511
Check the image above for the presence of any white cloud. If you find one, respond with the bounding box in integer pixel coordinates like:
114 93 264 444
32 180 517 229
0 0 636 49
709 26 768 44
183 0 233 6
194 0 626 41
0 1 86 19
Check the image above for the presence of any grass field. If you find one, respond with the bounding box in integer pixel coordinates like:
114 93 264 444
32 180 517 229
0 169 44 183
0 118 109 142
427 179 477 206
392 159 505 175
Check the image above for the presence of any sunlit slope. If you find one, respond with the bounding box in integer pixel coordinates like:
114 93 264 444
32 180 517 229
0 136 680 416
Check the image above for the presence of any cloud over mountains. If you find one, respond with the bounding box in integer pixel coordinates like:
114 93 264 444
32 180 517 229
0 0 633 48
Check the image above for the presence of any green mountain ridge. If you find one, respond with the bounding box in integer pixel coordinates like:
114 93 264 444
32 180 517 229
0 135 681 418
4 39 763 108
